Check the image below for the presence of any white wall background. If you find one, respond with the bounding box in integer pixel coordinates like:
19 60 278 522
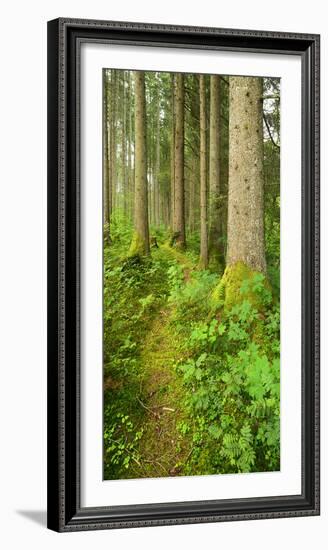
0 1 326 548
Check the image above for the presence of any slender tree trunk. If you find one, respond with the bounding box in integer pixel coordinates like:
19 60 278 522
164 190 170 226
147 85 155 226
155 85 161 226
199 75 208 268
170 74 175 229
209 75 222 263
173 73 186 248
103 71 110 233
226 76 266 273
110 70 117 216
129 71 150 256
151 130 155 226
188 157 197 232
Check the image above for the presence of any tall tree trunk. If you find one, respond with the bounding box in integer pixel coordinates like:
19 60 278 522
199 74 208 268
129 71 150 256
188 157 197 232
122 71 128 216
209 75 222 263
151 125 155 226
127 71 133 221
173 73 186 248
103 70 110 237
226 76 266 273
155 84 161 226
147 84 155 226
170 74 175 229
110 70 117 216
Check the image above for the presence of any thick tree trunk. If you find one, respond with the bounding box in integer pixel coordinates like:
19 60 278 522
199 74 208 268
209 75 222 263
173 73 186 248
129 71 150 256
127 72 133 221
226 76 266 273
122 72 128 216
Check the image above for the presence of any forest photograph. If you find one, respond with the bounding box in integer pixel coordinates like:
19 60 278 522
103 68 280 480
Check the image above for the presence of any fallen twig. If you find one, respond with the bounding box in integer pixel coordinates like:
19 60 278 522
137 396 158 417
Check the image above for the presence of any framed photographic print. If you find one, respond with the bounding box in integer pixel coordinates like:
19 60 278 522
47 18 320 532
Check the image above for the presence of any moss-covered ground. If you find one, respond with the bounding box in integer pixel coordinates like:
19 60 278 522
103 227 280 480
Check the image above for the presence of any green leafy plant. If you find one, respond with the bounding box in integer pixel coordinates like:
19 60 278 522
176 282 280 475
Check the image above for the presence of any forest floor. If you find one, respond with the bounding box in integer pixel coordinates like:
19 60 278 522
133 246 193 478
103 230 280 480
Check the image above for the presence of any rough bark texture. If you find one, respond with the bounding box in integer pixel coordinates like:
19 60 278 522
226 76 266 273
155 86 161 226
199 75 208 268
173 73 185 248
209 75 222 263
170 74 175 229
129 71 150 257
109 70 117 213
127 72 133 220
188 156 197 232
122 72 127 215
103 71 110 229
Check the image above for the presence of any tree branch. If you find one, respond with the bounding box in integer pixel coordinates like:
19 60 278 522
263 112 280 149
262 94 280 101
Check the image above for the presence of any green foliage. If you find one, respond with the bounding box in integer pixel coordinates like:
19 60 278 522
104 411 144 477
103 72 281 480
109 209 133 248
176 272 280 475
103 228 173 478
103 215 280 480
168 266 218 320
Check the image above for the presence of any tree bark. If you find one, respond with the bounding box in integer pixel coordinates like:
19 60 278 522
188 156 197 232
209 75 222 263
122 71 128 216
173 73 186 248
155 81 161 226
109 70 117 215
103 70 110 232
226 76 266 273
199 74 208 268
129 71 150 256
170 74 175 229
127 71 133 221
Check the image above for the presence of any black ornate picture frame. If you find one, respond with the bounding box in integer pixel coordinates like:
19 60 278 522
47 18 320 532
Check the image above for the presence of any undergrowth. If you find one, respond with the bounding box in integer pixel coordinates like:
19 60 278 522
103 216 280 479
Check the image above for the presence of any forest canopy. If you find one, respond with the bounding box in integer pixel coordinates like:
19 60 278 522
103 69 280 480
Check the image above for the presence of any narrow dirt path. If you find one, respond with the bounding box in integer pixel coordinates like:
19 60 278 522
134 246 193 478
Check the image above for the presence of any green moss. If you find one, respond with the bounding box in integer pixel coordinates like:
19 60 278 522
211 261 269 311
128 231 149 258
167 230 186 250
162 242 193 270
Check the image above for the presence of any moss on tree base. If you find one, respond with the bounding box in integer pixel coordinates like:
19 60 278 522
128 231 149 258
211 261 269 311
168 230 186 250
